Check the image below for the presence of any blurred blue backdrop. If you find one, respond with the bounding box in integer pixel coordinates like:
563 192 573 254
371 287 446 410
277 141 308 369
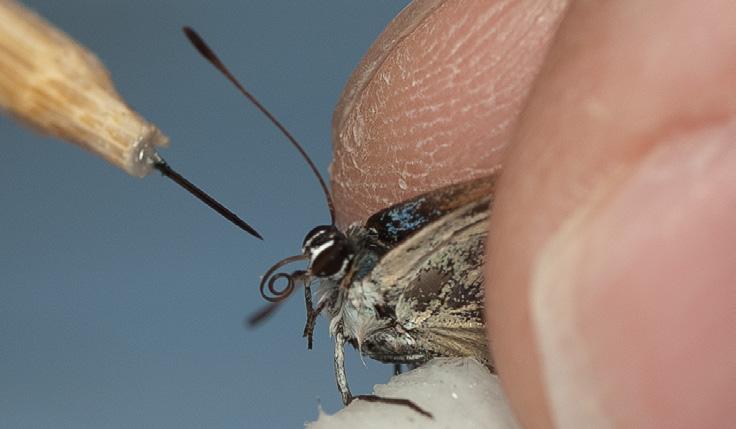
0 1 409 427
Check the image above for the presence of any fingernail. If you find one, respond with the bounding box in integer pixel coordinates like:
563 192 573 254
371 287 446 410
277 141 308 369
531 120 736 427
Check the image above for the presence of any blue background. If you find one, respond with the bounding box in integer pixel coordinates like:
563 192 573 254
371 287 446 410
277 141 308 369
0 1 409 427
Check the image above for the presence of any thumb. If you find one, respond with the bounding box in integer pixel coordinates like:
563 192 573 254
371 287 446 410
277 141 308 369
488 0 736 427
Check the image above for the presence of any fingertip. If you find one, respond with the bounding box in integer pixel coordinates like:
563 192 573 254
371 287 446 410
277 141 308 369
331 0 564 227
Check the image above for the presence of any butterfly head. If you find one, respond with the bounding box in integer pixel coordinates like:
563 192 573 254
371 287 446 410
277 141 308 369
257 224 353 304
302 225 354 280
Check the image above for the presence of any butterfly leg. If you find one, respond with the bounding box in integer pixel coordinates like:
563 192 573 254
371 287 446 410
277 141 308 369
333 329 432 418
303 283 315 349
303 284 326 350
351 394 433 418
333 329 352 405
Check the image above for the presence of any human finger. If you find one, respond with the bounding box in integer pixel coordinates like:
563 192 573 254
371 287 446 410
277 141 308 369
487 0 736 427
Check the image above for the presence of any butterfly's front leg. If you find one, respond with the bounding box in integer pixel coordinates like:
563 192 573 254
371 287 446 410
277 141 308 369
333 327 353 405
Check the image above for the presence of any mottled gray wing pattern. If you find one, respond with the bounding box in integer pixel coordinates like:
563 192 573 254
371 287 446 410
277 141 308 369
365 194 492 366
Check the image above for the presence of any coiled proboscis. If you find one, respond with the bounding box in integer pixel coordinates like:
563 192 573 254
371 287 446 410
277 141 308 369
259 254 308 302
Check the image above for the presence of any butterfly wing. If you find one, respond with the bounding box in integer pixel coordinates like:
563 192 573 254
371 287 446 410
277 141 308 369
362 177 495 366
364 174 497 246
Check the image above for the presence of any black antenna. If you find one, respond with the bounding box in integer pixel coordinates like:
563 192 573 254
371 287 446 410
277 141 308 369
153 156 262 240
182 26 336 225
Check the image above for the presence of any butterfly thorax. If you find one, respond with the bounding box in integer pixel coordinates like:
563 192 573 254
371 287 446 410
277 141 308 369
302 224 432 363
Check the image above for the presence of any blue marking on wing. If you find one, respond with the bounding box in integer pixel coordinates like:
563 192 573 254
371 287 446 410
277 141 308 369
366 196 444 245
384 199 427 235
362 175 498 249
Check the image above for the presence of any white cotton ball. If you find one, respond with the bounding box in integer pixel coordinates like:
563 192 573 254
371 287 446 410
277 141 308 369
307 358 519 429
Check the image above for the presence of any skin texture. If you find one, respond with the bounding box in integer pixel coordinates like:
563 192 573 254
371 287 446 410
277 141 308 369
332 0 736 428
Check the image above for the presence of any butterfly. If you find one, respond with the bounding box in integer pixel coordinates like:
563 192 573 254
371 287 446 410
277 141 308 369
181 27 497 418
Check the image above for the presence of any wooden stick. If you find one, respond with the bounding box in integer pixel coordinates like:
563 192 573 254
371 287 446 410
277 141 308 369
0 0 168 177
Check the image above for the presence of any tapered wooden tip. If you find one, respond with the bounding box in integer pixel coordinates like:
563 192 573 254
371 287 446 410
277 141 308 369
0 0 169 177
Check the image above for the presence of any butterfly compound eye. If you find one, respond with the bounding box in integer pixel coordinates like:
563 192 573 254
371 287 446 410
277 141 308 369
301 225 353 278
